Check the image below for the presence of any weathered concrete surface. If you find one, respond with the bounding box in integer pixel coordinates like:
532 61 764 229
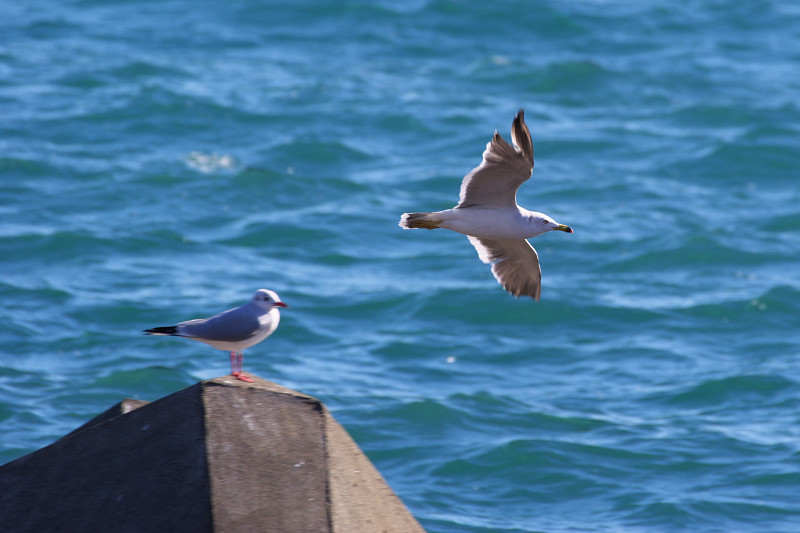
0 376 425 533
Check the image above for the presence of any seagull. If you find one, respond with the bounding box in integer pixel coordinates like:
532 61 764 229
144 289 287 382
399 109 573 300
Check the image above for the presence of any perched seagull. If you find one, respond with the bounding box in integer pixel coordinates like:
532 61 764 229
399 109 573 300
144 289 287 382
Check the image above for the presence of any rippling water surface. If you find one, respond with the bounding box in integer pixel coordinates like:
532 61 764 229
3 1 800 531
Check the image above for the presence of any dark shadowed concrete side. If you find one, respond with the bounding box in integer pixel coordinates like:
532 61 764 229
0 385 213 532
0 376 425 533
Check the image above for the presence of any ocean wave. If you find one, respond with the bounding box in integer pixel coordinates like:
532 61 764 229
600 237 770 272
657 374 798 408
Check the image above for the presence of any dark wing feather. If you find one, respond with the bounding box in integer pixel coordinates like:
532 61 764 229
510 109 533 164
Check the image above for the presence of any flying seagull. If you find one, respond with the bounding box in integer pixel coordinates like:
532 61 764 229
399 109 573 300
144 289 287 382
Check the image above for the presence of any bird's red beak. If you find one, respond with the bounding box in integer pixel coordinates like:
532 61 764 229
274 302 288 308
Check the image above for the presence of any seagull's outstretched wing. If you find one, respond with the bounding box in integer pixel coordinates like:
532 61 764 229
457 109 534 209
467 236 542 300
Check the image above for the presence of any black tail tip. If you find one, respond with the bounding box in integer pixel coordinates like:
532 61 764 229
144 326 178 335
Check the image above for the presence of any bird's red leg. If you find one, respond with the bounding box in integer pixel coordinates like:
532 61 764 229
235 352 253 382
230 351 240 378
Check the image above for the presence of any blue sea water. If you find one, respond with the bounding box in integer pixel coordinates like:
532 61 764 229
2 0 800 531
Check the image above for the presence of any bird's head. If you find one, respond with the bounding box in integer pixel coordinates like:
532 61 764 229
531 213 573 234
252 289 288 310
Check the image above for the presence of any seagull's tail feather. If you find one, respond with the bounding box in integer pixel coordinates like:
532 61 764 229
144 326 178 336
399 212 443 230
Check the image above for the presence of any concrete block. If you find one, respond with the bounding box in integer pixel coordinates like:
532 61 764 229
0 376 424 533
